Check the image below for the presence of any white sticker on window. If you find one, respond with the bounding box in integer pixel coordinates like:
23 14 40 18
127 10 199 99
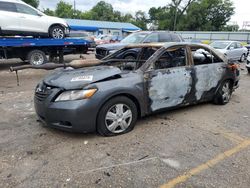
71 75 93 82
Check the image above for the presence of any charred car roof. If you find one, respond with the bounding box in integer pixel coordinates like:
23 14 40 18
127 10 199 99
122 42 227 62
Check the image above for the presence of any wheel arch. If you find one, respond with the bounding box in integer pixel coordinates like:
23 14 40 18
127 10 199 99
48 23 66 33
122 50 138 59
215 78 234 95
97 92 143 121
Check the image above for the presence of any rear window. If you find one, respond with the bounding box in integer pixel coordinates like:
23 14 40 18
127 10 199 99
0 2 16 12
159 33 172 42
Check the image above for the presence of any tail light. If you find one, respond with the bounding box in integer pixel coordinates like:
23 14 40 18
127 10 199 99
228 63 239 71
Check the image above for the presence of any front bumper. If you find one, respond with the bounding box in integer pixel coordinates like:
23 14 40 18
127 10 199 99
34 88 97 133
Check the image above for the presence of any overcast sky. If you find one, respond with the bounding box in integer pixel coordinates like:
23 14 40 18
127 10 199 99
39 0 250 28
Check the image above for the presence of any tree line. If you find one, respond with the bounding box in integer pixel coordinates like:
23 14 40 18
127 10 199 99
23 0 237 31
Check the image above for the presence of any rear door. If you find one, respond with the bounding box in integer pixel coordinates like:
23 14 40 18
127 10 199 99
0 1 19 31
235 42 244 59
227 42 237 60
14 2 48 33
189 45 226 101
146 45 193 112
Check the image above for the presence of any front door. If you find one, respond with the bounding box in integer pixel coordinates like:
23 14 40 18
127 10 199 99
146 46 193 112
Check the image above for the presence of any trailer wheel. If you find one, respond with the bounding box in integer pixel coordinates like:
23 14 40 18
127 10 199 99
27 50 47 65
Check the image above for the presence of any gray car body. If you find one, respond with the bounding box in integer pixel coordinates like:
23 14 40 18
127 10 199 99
34 42 239 133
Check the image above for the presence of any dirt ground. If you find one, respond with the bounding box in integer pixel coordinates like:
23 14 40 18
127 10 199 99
0 54 250 188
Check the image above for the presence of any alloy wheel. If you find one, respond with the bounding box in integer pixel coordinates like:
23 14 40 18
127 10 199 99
105 104 133 134
222 82 231 103
52 28 64 39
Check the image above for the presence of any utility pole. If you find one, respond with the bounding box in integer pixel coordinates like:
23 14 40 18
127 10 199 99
173 5 178 31
73 0 76 18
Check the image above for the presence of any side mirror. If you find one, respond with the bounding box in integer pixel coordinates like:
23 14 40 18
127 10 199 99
229 46 234 50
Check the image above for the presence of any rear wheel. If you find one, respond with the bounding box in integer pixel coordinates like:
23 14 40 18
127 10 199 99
27 50 47 65
214 80 233 105
49 25 65 39
240 54 245 62
97 96 138 136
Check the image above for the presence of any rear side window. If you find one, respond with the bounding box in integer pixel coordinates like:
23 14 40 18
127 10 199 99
236 43 242 48
191 47 223 65
229 42 237 49
171 34 182 42
0 2 16 12
144 33 159 43
15 3 39 16
159 33 172 42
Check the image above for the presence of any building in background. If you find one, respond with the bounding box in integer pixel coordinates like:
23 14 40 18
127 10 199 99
65 19 141 37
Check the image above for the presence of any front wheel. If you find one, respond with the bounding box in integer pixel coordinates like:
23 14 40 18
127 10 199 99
214 80 233 105
97 96 138 136
49 25 65 39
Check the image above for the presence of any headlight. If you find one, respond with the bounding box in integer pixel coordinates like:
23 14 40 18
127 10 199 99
55 89 97 102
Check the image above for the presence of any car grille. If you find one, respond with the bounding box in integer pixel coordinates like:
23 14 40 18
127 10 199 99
96 48 109 57
35 84 53 102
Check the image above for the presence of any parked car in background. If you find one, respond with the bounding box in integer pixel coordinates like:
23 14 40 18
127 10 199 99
94 34 113 45
95 31 184 59
110 35 123 43
246 55 250 73
210 41 248 62
34 43 239 136
244 44 250 56
69 31 96 49
0 0 69 38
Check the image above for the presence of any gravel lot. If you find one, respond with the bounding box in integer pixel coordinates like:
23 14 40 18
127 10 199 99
0 54 250 188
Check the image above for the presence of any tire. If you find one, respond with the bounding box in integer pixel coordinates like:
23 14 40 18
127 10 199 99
97 96 138 136
240 54 245 62
27 50 47 65
49 25 65 39
214 80 233 105
247 68 250 74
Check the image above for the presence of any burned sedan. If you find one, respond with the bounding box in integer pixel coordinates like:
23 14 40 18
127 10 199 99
33 43 240 136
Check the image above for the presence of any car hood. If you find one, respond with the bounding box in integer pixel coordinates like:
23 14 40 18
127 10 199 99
97 43 128 50
43 66 122 90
